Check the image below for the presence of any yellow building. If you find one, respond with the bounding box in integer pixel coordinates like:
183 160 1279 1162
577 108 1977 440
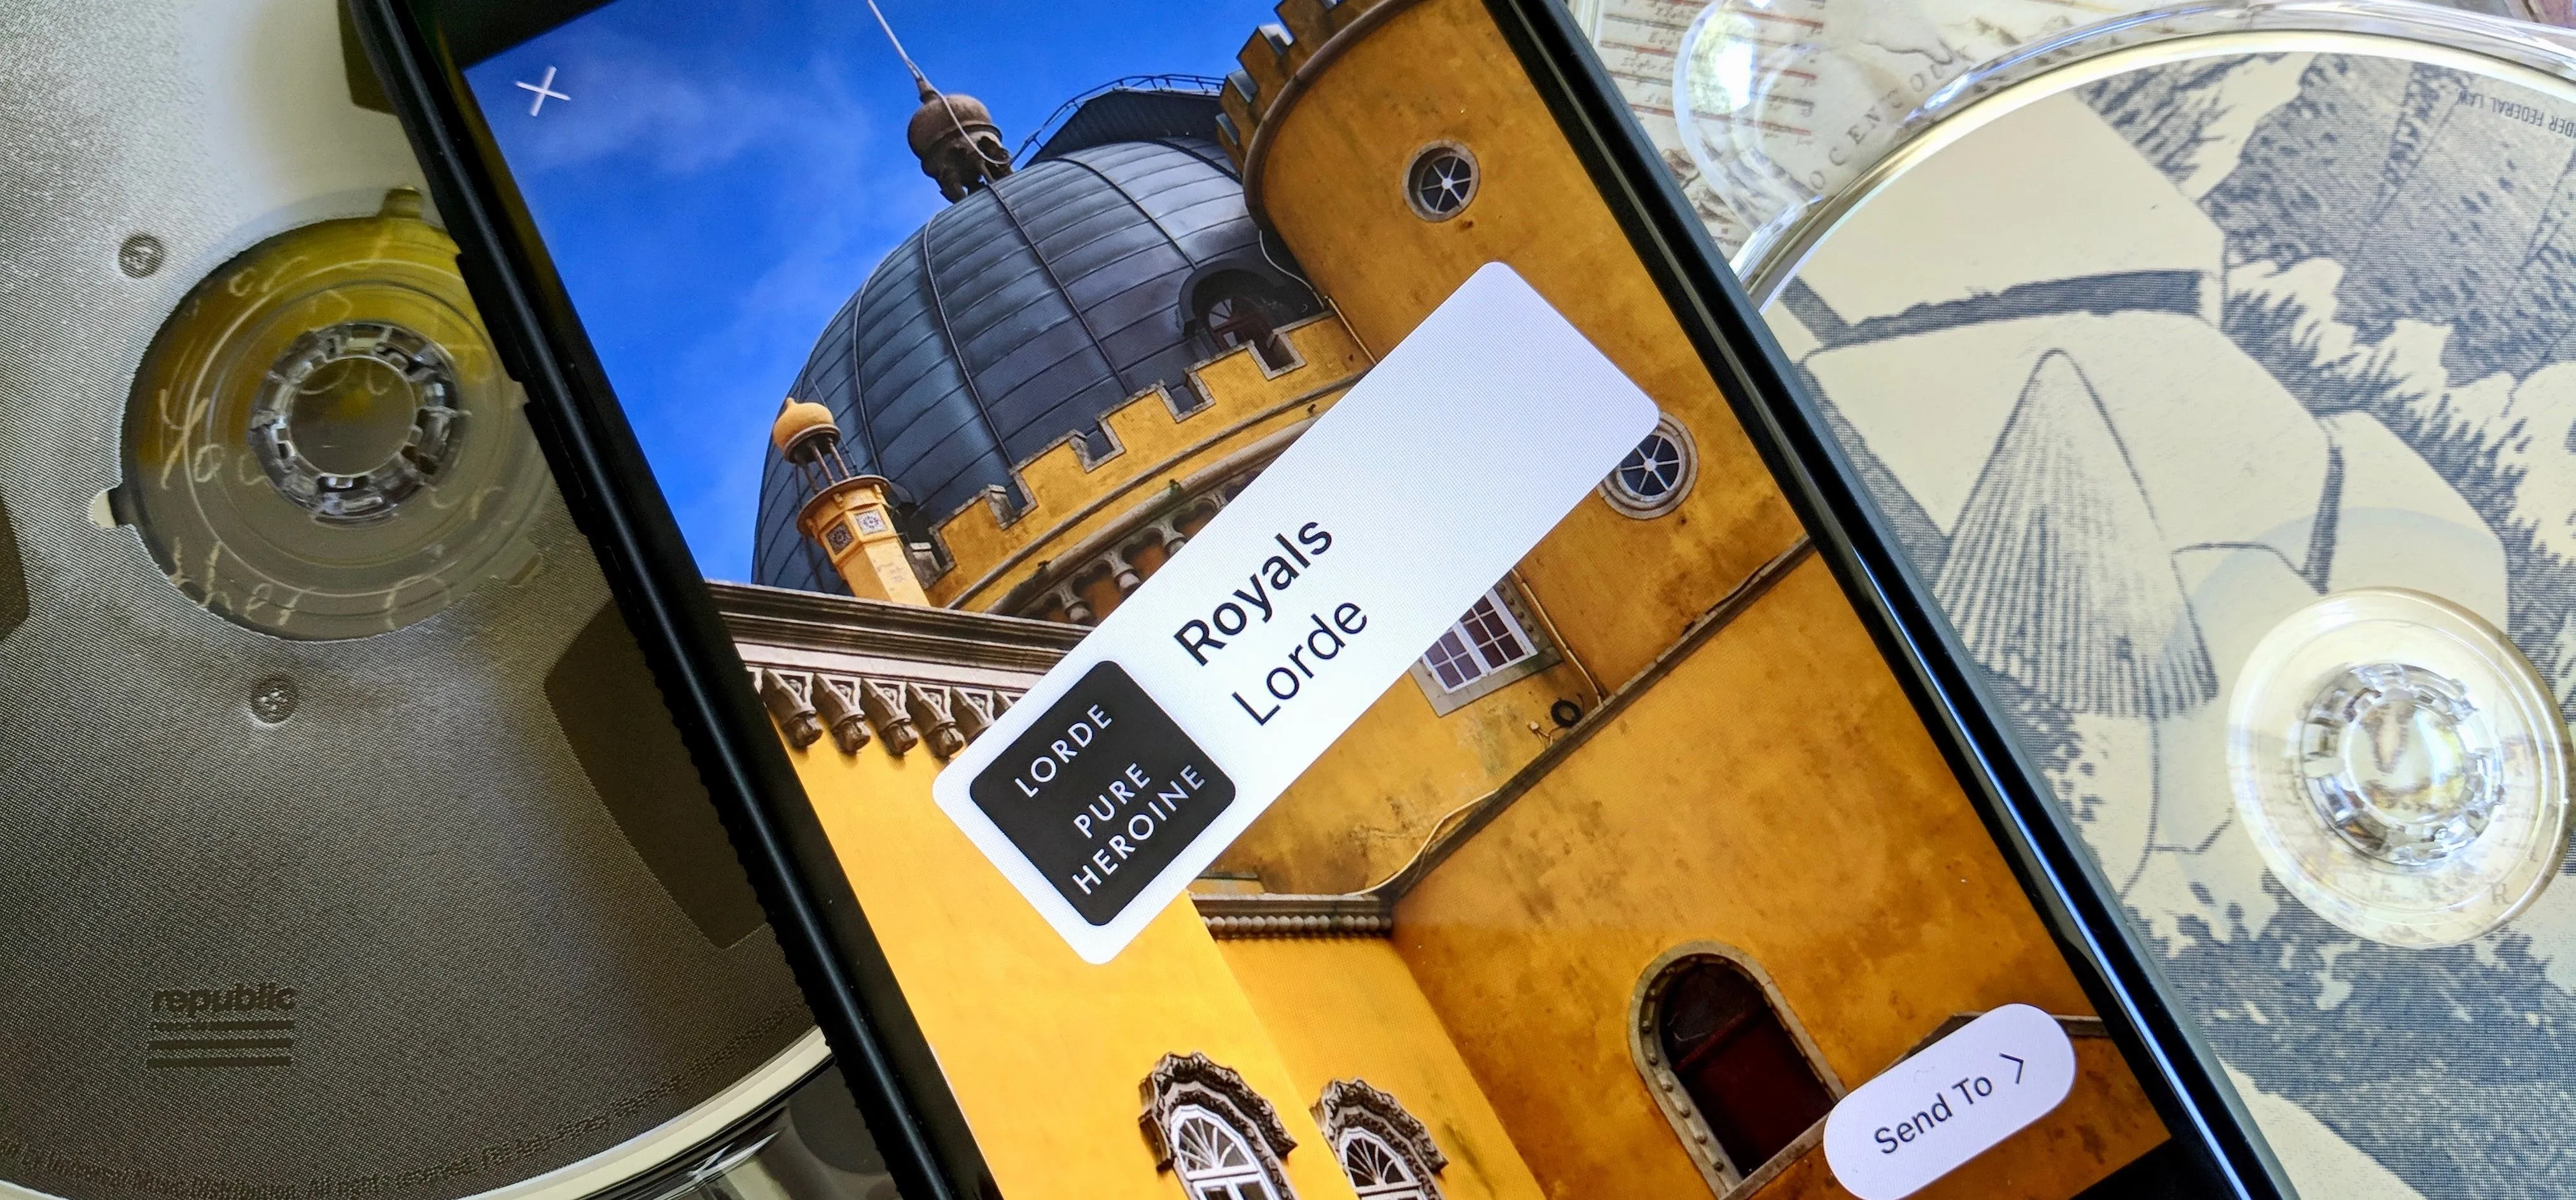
739 1 2175 1196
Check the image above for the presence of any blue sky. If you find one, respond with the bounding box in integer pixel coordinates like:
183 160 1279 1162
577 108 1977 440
466 0 1283 581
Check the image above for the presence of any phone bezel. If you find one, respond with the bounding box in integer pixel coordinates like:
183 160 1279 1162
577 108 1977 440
346 3 998 1197
346 0 2286 1194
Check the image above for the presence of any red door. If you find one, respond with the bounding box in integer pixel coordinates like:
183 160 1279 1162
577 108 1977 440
1659 959 1838 1173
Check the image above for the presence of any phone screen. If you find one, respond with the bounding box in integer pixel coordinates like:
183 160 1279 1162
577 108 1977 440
446 1 2194 1196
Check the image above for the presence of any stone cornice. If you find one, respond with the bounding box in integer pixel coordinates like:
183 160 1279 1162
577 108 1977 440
711 580 1081 674
1192 893 1396 938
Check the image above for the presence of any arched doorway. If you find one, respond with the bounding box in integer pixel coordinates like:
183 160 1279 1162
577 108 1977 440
1633 949 1840 1189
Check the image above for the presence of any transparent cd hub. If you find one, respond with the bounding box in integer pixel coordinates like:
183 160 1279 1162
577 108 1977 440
2296 660 2498 868
2229 589 2572 947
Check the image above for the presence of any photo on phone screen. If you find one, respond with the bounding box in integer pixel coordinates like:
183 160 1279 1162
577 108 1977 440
435 1 2205 1196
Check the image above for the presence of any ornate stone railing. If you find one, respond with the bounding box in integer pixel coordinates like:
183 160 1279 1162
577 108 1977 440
716 579 1074 761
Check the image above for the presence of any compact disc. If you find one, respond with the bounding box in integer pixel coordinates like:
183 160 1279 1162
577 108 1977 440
120 188 550 640
1585 0 2556 265
2227 589 2572 947
1666 0 2157 264
0 0 820 1195
1754 9 2576 1193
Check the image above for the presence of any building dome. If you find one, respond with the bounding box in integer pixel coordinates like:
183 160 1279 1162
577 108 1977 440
752 90 1320 596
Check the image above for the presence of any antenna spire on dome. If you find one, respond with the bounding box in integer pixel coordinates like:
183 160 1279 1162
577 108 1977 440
866 0 1012 202
865 0 934 94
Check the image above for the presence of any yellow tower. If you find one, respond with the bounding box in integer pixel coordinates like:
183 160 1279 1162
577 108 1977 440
769 399 928 605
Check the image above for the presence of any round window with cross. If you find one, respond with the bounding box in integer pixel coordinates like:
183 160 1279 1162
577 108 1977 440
1600 414 1697 518
1404 143 1479 221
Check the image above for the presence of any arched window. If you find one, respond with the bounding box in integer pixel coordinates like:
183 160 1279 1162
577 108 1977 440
1337 1130 1427 1199
1632 948 1841 1192
1187 269 1319 374
1142 1052 1299 1200
1170 1105 1282 1200
1313 1079 1446 1200
1205 293 1279 358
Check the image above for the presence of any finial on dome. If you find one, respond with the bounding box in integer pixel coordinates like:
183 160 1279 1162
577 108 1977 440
771 397 839 457
865 0 1011 202
906 87 1012 202
768 393 926 605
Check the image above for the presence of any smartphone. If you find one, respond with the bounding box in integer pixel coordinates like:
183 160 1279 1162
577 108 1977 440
349 0 2273 1196
1562 1 2576 1196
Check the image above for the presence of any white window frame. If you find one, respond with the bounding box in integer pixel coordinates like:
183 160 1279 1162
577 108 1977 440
1336 1128 1431 1200
1313 1078 1446 1200
1408 581 1560 715
1142 1052 1299 1200
1170 1105 1284 1200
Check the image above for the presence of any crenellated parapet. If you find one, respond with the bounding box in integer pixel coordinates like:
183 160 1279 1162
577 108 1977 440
1215 0 1410 178
926 313 1370 620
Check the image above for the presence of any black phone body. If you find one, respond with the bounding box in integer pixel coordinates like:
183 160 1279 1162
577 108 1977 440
345 8 998 1199
346 1 2284 1197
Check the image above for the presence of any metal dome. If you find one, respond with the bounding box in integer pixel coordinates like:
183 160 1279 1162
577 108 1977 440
752 93 1317 596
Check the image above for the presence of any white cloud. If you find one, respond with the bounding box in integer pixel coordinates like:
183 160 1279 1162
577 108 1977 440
504 32 880 180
